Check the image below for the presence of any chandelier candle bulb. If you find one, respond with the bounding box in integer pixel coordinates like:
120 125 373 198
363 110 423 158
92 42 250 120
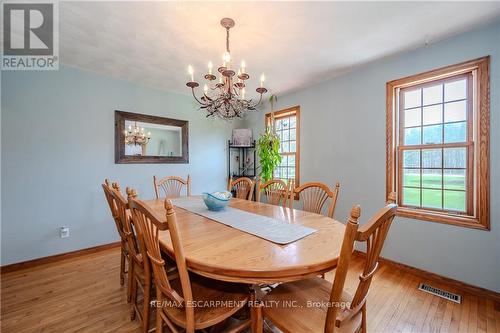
260 73 266 88
188 65 194 82
208 61 213 75
222 53 228 68
203 84 208 95
223 51 231 64
241 60 246 73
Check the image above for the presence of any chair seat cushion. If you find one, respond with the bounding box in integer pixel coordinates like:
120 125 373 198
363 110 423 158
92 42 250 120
262 277 362 333
161 273 249 330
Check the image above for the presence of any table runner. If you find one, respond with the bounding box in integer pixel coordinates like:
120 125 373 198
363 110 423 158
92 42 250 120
170 197 317 245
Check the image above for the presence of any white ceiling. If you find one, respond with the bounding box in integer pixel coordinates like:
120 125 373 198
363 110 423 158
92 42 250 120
60 1 500 97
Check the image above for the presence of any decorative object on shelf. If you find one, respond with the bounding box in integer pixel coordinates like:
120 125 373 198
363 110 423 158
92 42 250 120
185 18 268 119
124 122 151 146
232 129 253 147
257 95 282 182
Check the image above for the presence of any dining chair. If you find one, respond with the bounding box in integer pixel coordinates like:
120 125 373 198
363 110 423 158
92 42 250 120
128 193 251 333
102 180 129 289
154 175 191 199
255 178 289 207
104 185 152 333
228 176 255 200
252 194 397 333
289 180 340 218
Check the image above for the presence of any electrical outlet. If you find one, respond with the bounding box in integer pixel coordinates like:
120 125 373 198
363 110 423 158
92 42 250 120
60 226 70 238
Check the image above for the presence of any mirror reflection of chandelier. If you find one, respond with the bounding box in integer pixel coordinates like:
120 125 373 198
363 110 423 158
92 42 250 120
124 122 151 146
186 18 268 119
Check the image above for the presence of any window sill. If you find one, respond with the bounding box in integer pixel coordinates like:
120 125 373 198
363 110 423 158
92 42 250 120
396 207 489 231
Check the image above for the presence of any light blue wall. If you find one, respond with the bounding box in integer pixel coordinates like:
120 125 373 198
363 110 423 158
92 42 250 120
1 66 241 265
245 22 500 292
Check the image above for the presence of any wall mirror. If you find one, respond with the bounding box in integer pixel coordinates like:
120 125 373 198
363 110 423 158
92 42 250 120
115 110 189 164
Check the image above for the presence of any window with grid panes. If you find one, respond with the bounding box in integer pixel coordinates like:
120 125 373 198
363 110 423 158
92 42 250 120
387 57 490 230
265 106 300 186
400 74 472 213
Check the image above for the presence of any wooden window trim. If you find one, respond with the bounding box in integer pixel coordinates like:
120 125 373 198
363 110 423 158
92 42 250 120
265 106 301 189
386 57 490 230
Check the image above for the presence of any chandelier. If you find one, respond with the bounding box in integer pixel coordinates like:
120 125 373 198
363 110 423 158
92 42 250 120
186 18 268 119
124 122 151 146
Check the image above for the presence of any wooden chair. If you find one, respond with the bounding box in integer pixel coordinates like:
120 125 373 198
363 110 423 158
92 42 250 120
128 193 251 333
255 178 289 207
228 176 255 200
253 194 397 333
289 180 340 218
102 180 129 289
154 175 191 199
106 185 152 333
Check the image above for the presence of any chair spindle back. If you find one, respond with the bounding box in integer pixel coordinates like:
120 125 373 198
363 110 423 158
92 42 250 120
324 205 361 332
102 180 127 241
350 194 397 310
332 193 397 330
128 194 195 331
228 176 255 200
154 175 191 199
256 178 289 207
290 180 340 218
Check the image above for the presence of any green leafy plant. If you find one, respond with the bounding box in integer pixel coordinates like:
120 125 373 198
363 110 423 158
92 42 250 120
257 95 282 182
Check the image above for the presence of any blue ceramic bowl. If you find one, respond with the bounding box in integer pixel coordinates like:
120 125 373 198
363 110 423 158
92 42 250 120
202 191 232 211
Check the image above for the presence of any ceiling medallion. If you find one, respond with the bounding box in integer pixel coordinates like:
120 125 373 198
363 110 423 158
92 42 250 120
186 18 268 119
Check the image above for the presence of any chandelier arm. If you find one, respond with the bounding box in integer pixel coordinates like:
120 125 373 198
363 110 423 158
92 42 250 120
248 93 264 109
231 86 240 97
190 88 208 106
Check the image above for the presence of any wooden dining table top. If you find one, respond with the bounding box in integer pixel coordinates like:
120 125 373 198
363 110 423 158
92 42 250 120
145 197 346 284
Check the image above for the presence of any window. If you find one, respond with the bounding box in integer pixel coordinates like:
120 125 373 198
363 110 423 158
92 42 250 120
265 106 300 186
386 57 490 230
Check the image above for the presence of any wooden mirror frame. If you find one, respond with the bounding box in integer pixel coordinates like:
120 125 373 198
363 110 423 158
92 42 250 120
115 110 189 164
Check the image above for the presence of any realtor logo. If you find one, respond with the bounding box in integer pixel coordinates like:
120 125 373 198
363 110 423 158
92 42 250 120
2 1 59 70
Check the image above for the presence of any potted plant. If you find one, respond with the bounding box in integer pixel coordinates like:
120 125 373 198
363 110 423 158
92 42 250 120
257 95 282 182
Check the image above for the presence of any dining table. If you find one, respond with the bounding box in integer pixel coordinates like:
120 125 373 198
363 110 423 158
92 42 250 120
145 197 347 285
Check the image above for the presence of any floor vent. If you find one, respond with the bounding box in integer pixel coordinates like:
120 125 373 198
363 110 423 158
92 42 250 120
418 283 461 303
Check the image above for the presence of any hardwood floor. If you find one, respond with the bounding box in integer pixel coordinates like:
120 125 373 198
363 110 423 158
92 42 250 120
1 247 140 333
1 247 499 332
